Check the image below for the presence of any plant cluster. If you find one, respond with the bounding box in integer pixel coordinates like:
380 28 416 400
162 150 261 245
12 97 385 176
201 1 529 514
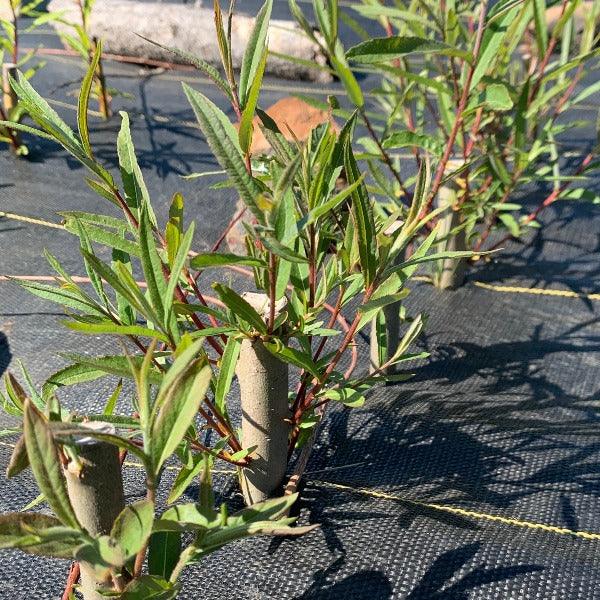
0 0 470 595
0 359 312 598
1 0 598 596
290 0 600 265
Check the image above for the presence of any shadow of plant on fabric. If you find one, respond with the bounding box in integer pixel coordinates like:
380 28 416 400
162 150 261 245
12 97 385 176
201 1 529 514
0 332 11 379
405 543 543 600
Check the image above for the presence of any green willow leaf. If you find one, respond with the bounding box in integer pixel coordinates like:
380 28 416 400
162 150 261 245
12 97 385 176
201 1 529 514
166 193 184 266
0 120 55 141
23 401 79 529
259 235 308 263
164 222 195 327
189 253 265 269
8 74 113 184
139 208 167 320
0 513 80 558
78 39 102 157
6 435 29 478
103 379 123 416
263 341 320 379
63 218 140 257
346 36 471 63
135 35 232 101
62 320 170 342
12 278 105 317
148 531 182 581
239 0 273 108
344 138 376 286
301 175 365 228
183 84 266 224
212 284 267 334
470 3 521 89
111 500 155 560
532 0 548 57
49 422 151 467
166 454 205 505
82 251 161 326
50 355 162 390
330 55 364 108
239 46 268 154
121 575 179 600
59 211 129 233
214 336 241 418
117 112 156 225
382 131 443 157
150 364 212 473
227 493 299 526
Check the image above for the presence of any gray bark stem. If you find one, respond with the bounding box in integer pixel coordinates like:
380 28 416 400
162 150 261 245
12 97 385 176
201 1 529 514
64 423 126 600
433 160 467 290
236 293 290 505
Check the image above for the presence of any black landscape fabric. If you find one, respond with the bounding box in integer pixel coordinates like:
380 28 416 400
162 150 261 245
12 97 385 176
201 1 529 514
1 16 600 600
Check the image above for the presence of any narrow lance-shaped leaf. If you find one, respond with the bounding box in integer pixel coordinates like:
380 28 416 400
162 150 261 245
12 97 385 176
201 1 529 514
387 313 426 365
164 222 195 326
6 435 29 478
12 278 106 317
214 336 241 417
344 138 377 286
47 355 163 394
239 0 273 108
212 284 268 334
135 34 232 101
346 36 471 63
73 219 110 307
148 531 182 581
139 207 167 323
82 251 161 326
49 422 151 468
264 340 320 379
120 575 179 599
183 84 266 224
78 39 102 158
103 379 123 417
62 320 170 343
532 0 548 57
470 3 521 89
214 0 233 84
166 193 183 266
166 453 205 505
330 53 364 109
8 73 113 185
63 218 141 257
189 253 264 269
0 512 80 558
23 401 80 529
239 45 268 154
150 364 212 473
117 112 157 226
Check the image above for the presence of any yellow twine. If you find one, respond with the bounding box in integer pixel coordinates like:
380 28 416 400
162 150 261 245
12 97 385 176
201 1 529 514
317 480 600 541
473 281 600 301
